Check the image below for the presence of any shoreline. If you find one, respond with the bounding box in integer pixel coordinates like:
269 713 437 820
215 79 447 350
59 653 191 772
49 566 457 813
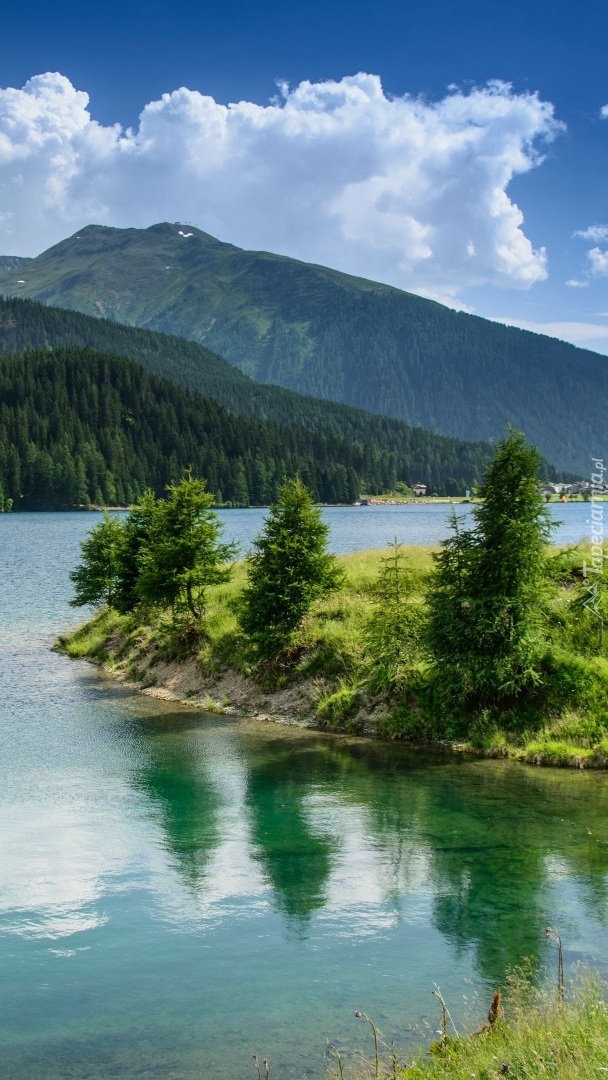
59 626 608 772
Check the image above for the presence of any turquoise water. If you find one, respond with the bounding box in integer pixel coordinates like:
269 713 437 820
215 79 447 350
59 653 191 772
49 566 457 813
1 508 607 1079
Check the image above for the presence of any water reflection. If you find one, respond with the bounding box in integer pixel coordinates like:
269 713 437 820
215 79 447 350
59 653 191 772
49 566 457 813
3 697 608 1080
332 748 608 982
133 734 223 889
120 718 608 986
245 744 338 927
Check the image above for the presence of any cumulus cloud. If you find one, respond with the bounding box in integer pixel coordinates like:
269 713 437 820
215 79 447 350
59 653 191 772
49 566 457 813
0 71 562 299
572 219 608 282
573 224 608 242
572 228 608 281
587 247 608 276
601 104 608 119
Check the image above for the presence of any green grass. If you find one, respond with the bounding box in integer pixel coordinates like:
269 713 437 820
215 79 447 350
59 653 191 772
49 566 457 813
332 968 608 1079
57 608 124 661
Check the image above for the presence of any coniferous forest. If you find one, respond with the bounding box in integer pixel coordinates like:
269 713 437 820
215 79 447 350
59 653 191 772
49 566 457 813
0 348 503 510
0 294 577 510
0 293 501 467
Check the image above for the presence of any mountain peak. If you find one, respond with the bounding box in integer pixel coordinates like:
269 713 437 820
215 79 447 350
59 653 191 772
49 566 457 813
58 221 242 253
146 222 241 248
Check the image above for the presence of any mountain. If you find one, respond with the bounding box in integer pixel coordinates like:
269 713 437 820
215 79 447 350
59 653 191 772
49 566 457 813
1 223 606 474
0 295 512 495
0 348 497 511
0 256 32 274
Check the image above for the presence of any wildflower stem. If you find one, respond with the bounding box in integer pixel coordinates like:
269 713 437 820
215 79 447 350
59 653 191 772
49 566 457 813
546 927 565 1001
432 985 459 1041
355 1011 381 1079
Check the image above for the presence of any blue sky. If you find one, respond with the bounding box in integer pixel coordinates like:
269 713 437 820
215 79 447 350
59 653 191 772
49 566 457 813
1 0 607 352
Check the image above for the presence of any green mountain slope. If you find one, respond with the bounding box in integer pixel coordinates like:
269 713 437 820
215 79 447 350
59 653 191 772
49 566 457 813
1 295 526 493
1 222 606 474
0 348 500 511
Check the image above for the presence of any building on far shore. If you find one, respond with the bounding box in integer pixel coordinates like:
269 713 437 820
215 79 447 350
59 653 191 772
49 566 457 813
412 484 427 496
540 480 608 498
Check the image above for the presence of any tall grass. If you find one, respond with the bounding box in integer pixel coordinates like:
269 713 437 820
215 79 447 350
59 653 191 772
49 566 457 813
331 967 608 1079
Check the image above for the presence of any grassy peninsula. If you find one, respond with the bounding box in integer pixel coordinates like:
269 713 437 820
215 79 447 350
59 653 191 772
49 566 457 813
62 541 608 769
60 432 608 768
61 543 608 767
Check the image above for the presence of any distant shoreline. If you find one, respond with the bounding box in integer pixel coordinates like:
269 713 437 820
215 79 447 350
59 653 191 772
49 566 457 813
5 494 606 514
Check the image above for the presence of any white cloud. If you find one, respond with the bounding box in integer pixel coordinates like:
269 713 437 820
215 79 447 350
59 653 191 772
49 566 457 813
601 104 608 119
491 316 608 356
570 220 608 283
565 278 589 287
573 224 608 242
587 246 608 276
0 72 562 299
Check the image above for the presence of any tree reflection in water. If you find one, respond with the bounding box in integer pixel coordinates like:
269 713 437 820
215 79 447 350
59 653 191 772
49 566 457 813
129 714 608 985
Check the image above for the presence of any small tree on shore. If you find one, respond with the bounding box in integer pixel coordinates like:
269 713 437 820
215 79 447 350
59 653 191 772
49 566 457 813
137 474 235 619
70 477 234 622
362 539 422 697
427 428 555 715
111 490 158 614
238 477 343 659
70 512 127 609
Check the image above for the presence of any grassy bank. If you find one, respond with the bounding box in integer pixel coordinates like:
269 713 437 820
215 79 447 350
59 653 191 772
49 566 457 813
330 968 608 1079
60 542 608 769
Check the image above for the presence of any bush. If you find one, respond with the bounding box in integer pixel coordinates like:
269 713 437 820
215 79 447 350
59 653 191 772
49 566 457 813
316 681 362 727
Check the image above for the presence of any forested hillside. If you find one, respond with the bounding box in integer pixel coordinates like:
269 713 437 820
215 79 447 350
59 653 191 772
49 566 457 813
1 295 542 492
0 349 501 510
2 222 606 473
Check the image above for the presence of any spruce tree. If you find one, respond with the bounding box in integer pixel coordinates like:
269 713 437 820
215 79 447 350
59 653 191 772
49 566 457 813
427 429 555 717
238 477 342 659
136 475 236 619
362 540 422 697
70 512 127 609
112 490 158 614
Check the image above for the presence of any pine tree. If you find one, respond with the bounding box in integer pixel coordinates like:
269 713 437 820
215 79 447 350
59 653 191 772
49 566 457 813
70 512 127 608
238 477 343 658
136 474 235 620
427 429 555 717
362 540 422 697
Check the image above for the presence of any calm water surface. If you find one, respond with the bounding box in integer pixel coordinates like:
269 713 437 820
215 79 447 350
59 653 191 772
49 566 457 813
1 508 607 1079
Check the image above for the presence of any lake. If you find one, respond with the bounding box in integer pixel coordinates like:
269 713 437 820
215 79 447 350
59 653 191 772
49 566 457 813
1 506 606 1079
